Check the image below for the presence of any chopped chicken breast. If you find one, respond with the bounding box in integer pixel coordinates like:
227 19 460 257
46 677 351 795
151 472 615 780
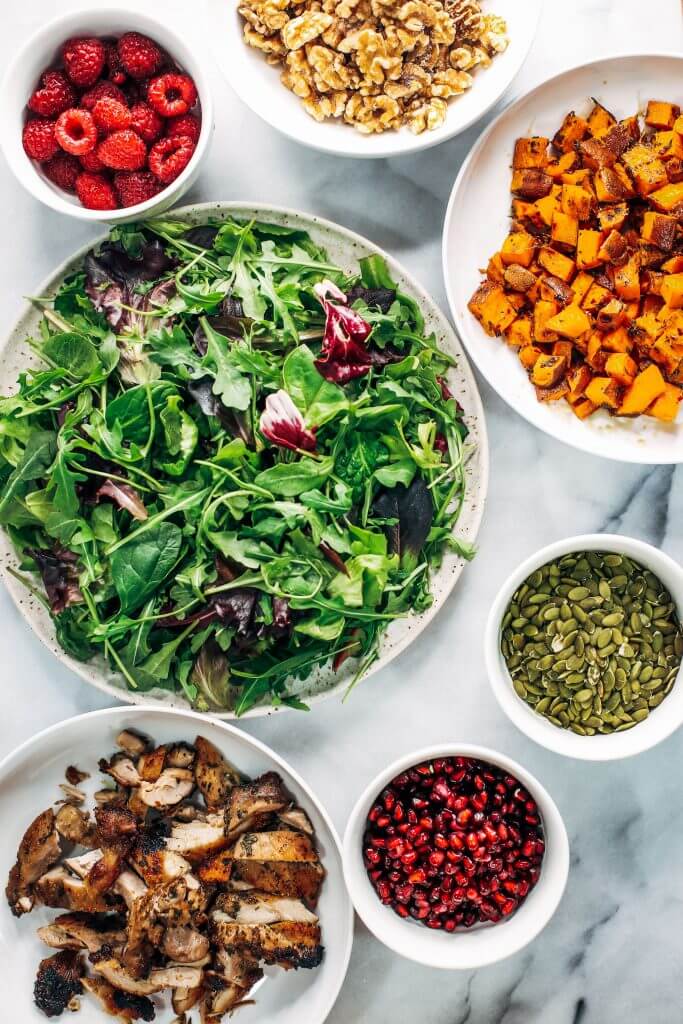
81 975 155 1022
225 773 289 840
138 769 194 810
6 809 62 916
38 912 127 954
34 949 83 1017
231 831 324 905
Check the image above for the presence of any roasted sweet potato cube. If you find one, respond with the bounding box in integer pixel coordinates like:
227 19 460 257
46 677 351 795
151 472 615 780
486 252 506 284
571 271 595 304
632 158 668 196
641 211 677 251
511 199 544 229
619 364 667 414
561 184 593 220
511 169 552 199
505 317 533 348
551 210 579 249
534 194 559 227
538 246 575 282
641 271 664 296
500 231 536 267
546 304 591 340
582 281 612 311
666 158 683 183
645 100 679 130
531 353 567 388
594 165 635 202
648 382 682 421
595 298 626 330
585 376 621 408
567 363 593 396
650 181 683 213
603 118 640 158
602 326 632 353
635 311 661 338
587 332 606 368
533 299 560 342
651 131 683 161
545 152 578 179
674 114 683 136
587 100 617 137
553 339 574 363
535 381 570 402
468 281 518 335
579 137 615 170
652 336 683 374
597 229 627 265
519 344 544 370
661 254 683 273
605 352 638 385
613 254 641 301
660 272 683 308
562 169 594 189
513 136 549 169
598 203 629 232
553 111 589 152
569 396 598 419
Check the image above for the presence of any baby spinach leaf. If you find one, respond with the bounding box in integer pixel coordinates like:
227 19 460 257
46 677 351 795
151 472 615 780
283 345 348 426
207 530 272 569
111 521 182 613
159 395 198 476
255 455 333 497
0 430 56 524
106 381 175 444
42 333 100 379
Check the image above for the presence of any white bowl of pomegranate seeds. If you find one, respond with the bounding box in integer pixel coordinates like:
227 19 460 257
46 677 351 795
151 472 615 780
343 746 569 969
0 7 213 222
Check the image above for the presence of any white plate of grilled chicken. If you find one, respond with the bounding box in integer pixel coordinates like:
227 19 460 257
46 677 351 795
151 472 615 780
0 706 352 1023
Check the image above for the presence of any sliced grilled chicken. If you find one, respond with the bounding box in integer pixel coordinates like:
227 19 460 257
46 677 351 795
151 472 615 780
54 804 95 847
100 754 141 789
129 842 192 888
38 912 127 954
95 804 138 853
81 975 155 1021
115 870 148 908
225 773 289 840
194 737 240 810
116 731 149 758
231 831 324 906
162 925 210 963
91 957 203 995
216 891 318 927
125 875 208 977
34 949 83 1017
201 954 261 1018
34 866 116 914
138 769 194 810
165 818 228 862
64 849 103 879
6 809 62 916
167 743 195 770
277 806 314 835
172 984 202 1015
197 848 233 885
211 909 322 970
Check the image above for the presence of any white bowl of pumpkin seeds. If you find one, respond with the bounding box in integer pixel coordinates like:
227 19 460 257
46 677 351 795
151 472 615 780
485 535 683 761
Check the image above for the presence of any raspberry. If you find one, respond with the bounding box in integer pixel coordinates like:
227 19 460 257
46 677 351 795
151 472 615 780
105 43 127 86
28 70 75 118
166 113 200 146
148 134 195 183
76 171 118 210
22 118 58 161
62 37 106 88
79 150 105 172
147 73 197 118
92 97 132 132
117 32 163 80
80 80 126 110
42 151 80 192
129 102 163 143
114 170 161 208
96 129 147 170
55 108 97 156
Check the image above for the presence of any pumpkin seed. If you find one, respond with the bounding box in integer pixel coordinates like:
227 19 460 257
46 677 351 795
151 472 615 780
500 549 682 737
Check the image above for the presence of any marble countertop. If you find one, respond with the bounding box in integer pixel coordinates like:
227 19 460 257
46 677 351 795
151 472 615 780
2 1 683 1021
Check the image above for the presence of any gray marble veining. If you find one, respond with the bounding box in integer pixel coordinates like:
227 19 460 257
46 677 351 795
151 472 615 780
1 1 683 1021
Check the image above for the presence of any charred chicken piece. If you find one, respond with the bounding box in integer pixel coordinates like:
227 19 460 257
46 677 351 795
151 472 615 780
115 730 149 758
34 950 83 1017
91 956 203 995
202 949 262 1017
138 769 195 810
166 815 228 863
38 912 127 954
81 975 155 1022
194 736 240 810
231 831 325 906
99 754 141 790
277 806 314 835
211 891 322 970
6 809 62 916
33 866 117 914
55 804 95 847
225 773 289 840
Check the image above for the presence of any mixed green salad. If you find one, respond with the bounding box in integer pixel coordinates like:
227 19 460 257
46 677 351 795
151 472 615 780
0 216 473 714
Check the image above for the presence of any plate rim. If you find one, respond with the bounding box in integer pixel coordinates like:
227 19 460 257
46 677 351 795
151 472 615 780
0 703 354 1024
0 200 489 717
442 49 683 465
205 0 543 160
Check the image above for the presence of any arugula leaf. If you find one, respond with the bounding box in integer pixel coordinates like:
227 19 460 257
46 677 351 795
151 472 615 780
0 430 56 525
111 522 182 613
255 455 333 497
42 332 101 378
199 317 251 411
159 395 198 476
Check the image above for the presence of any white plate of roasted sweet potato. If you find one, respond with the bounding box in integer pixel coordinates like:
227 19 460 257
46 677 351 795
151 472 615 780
443 53 683 463
0 706 353 1023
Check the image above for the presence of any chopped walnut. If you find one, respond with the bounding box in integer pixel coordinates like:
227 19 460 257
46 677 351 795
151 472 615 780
239 0 508 134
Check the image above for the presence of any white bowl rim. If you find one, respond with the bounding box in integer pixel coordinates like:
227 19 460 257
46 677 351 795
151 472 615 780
0 199 489 718
0 4 213 223
208 0 543 160
342 742 569 969
0 703 354 1023
484 533 683 761
442 49 683 464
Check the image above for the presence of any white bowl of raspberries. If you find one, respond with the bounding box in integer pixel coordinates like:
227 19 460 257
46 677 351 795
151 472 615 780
1 7 213 220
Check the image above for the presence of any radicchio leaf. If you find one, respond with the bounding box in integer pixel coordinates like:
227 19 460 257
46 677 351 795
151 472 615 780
94 480 148 521
346 284 396 313
161 588 258 636
259 390 316 453
313 280 373 384
186 225 219 249
30 548 83 614
271 596 292 638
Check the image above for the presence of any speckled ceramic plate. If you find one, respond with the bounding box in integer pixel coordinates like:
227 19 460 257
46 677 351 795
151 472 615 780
443 53 683 464
0 202 488 717
0 706 353 1024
